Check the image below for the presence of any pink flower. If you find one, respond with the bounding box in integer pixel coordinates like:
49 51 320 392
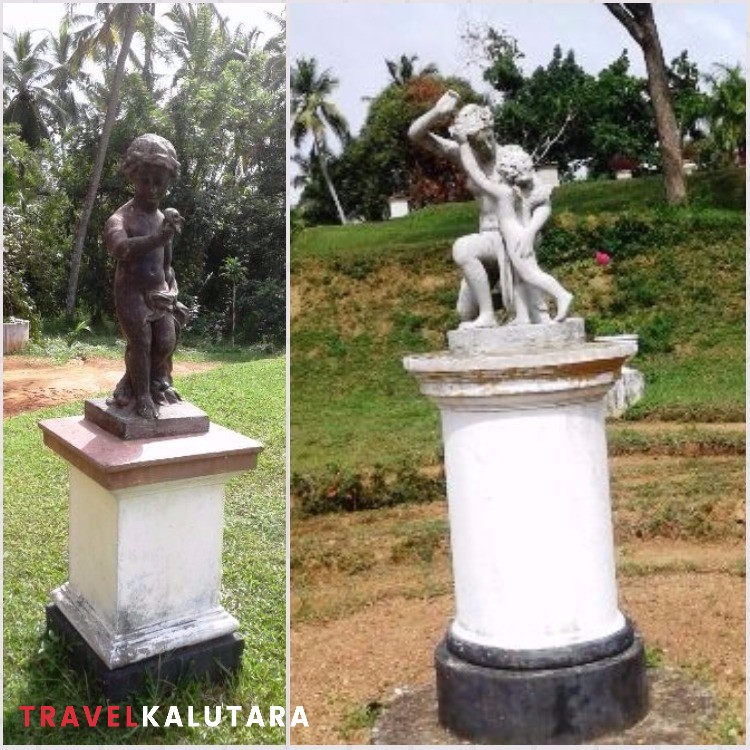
595 250 611 266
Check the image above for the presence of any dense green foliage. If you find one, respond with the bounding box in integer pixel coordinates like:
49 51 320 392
3 5 285 346
480 27 742 176
3 357 286 743
295 35 744 224
290 170 746 513
343 76 482 220
294 72 483 224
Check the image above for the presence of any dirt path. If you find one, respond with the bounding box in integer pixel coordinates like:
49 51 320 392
2 356 216 417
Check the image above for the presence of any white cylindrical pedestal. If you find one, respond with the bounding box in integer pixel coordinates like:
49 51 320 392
39 416 262 673
404 320 648 743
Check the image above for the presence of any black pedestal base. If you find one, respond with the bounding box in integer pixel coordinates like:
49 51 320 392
436 633 648 744
46 604 243 701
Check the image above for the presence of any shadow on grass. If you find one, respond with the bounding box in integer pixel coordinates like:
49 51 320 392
178 341 284 365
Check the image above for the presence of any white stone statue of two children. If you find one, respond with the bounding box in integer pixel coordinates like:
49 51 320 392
409 90 572 328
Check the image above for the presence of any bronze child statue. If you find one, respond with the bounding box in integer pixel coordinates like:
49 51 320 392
105 133 189 419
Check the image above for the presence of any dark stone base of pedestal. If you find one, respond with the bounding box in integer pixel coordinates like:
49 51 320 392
435 634 648 744
46 604 243 701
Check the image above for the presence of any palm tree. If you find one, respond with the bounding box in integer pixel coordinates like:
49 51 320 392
3 29 63 148
72 4 169 94
704 64 745 165
65 2 141 317
46 18 85 130
291 152 313 191
385 54 438 86
262 11 286 92
163 3 229 85
291 57 349 224
140 4 157 92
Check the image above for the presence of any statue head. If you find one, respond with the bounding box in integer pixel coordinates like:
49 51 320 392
494 145 535 186
450 104 495 158
122 134 181 182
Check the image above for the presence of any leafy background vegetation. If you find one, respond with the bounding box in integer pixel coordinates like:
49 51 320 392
3 5 287 742
293 33 744 225
4 5 285 347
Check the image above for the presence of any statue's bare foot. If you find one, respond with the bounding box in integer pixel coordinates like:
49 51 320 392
506 316 531 327
163 387 181 405
110 376 133 407
554 291 573 322
135 395 158 420
459 313 498 330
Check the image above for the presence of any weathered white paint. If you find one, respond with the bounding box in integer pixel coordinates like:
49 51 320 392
404 331 635 652
604 366 646 418
53 466 243 668
388 196 409 219
448 317 585 355
443 397 624 649
594 334 645 417
535 163 560 187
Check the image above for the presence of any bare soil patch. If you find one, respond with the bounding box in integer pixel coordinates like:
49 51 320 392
2 356 216 417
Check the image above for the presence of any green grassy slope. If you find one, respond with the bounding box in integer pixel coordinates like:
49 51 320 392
291 170 746 483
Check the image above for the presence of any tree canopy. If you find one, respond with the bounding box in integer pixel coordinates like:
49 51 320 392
295 66 481 224
294 27 742 224
3 4 285 346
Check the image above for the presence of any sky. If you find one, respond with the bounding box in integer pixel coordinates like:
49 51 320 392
1 3 285 36
289 1 747 138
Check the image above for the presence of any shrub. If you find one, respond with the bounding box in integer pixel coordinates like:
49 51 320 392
291 462 445 517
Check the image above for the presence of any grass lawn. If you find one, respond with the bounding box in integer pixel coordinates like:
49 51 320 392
3 356 286 744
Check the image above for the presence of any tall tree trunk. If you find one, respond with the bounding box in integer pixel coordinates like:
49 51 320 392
65 5 139 317
143 4 156 92
605 4 686 204
314 135 347 225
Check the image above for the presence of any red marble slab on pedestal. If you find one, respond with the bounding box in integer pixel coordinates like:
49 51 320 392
39 416 263 490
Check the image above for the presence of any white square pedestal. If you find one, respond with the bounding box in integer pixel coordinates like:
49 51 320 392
39 416 263 670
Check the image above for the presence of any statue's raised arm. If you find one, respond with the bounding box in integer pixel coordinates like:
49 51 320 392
408 90 462 164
